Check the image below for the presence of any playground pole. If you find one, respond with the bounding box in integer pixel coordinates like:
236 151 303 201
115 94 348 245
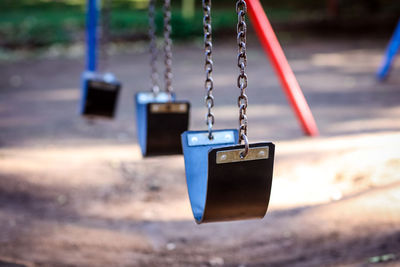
86 0 98 72
377 19 400 80
247 0 319 137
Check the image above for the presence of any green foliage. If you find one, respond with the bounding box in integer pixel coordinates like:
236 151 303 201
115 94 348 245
0 11 83 47
110 8 236 40
0 1 84 47
0 2 238 47
1 0 400 48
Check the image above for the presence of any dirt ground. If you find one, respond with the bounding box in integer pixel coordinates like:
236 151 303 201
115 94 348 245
0 37 400 266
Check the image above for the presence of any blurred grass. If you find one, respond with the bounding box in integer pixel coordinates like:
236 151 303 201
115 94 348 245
0 0 300 48
1 0 400 48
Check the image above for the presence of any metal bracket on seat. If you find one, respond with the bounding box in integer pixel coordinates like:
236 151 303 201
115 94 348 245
216 146 269 164
150 103 189 113
187 130 236 146
181 129 275 224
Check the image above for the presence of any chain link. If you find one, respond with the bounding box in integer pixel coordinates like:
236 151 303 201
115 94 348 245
100 0 111 73
236 0 249 150
163 0 173 100
148 0 160 95
203 0 215 139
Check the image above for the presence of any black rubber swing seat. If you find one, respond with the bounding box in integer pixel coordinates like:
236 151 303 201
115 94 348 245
81 72 121 118
181 129 275 224
135 92 190 156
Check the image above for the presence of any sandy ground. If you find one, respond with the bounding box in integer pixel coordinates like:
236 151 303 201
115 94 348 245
0 37 400 266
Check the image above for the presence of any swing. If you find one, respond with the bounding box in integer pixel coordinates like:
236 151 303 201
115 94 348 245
81 0 121 118
135 0 190 156
181 0 275 224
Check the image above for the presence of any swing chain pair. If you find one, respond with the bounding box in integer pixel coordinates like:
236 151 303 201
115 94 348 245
100 0 112 73
148 0 174 99
148 0 160 95
203 0 215 140
201 0 249 155
236 0 249 158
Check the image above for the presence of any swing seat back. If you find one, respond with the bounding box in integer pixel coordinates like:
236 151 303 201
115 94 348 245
181 130 275 224
81 71 121 118
136 92 190 156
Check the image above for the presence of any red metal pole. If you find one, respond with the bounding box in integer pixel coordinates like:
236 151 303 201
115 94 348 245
247 0 319 136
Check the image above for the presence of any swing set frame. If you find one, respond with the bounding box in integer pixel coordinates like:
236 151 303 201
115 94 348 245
376 18 400 81
247 0 318 136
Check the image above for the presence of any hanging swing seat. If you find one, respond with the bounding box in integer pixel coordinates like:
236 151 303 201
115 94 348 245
136 92 190 156
81 71 121 118
181 129 275 224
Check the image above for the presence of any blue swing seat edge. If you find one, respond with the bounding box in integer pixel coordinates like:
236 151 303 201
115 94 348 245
134 92 177 156
181 129 239 223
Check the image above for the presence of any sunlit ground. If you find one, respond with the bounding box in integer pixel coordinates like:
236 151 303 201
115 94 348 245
0 38 399 266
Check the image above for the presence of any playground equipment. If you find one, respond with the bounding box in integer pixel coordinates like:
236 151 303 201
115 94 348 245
181 0 275 224
247 0 318 136
377 19 400 80
80 0 121 118
135 0 190 156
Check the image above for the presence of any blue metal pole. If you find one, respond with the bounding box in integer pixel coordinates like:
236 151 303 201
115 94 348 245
86 0 98 72
377 19 400 80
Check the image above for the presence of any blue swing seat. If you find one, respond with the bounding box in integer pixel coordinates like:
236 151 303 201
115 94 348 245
135 92 190 156
181 129 275 224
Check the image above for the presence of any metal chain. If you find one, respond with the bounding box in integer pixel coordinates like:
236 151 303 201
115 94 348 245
148 0 160 95
203 0 215 139
236 0 249 156
163 0 173 99
100 0 111 73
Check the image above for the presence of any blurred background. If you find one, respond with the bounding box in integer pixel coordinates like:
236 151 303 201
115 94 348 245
0 0 399 266
1 0 400 50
